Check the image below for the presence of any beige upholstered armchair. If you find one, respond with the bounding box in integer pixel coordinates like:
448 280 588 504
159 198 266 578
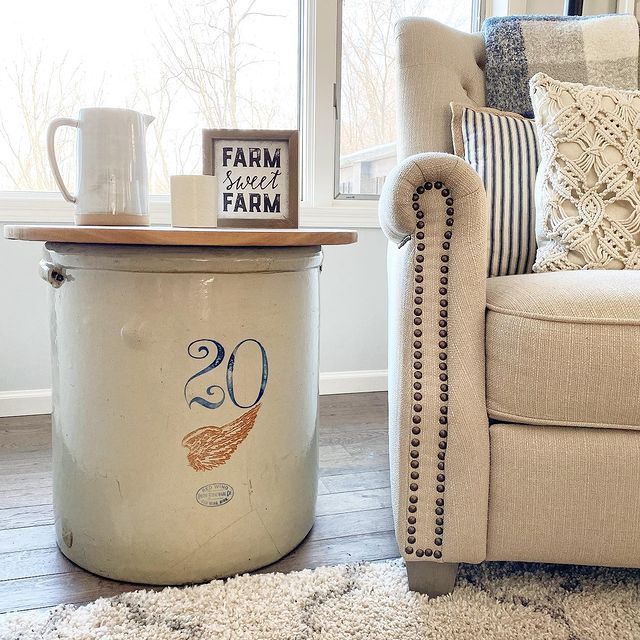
380 17 640 596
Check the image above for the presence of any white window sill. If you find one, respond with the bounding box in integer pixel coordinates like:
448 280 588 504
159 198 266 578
0 192 380 228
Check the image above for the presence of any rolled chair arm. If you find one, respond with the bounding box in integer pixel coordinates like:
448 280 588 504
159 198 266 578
379 152 490 565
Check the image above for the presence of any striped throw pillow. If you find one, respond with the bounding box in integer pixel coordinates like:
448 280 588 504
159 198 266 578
450 103 540 277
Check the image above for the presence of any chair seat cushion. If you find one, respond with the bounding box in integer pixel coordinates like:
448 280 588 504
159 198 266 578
486 270 640 429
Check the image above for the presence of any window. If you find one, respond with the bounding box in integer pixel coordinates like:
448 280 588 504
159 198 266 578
336 0 477 199
0 0 299 196
1 0 485 223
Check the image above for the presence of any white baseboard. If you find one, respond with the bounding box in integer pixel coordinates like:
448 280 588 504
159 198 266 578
319 369 388 396
0 370 388 417
0 389 52 417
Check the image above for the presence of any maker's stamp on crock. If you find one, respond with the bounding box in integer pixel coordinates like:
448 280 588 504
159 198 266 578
196 482 234 507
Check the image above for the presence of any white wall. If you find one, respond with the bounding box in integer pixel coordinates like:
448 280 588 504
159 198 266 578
0 231 52 392
319 228 388 373
0 223 388 414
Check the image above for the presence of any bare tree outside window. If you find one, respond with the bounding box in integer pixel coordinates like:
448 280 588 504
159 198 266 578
339 0 473 197
0 0 298 195
0 50 99 192
157 0 288 130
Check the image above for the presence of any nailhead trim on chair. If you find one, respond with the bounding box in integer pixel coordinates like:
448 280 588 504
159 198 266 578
405 181 452 561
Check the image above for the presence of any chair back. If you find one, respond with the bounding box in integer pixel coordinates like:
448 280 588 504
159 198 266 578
396 17 486 159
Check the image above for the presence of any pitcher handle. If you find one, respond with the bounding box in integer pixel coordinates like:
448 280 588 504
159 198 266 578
47 117 78 204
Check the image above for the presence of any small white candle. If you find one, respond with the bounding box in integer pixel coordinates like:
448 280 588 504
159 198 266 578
170 175 218 228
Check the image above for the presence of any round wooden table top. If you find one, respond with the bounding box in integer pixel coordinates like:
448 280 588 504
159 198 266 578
4 225 358 247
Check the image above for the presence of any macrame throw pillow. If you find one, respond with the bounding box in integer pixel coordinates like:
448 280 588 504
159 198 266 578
451 103 539 276
530 73 640 272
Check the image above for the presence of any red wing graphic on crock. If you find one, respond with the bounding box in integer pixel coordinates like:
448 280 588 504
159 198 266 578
181 404 261 471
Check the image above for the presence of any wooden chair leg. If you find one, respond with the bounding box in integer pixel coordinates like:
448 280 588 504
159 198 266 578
406 561 459 597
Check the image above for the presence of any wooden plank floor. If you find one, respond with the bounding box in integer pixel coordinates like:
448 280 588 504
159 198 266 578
0 392 397 615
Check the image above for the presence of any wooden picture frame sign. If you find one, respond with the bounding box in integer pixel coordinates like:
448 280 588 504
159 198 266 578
203 129 299 229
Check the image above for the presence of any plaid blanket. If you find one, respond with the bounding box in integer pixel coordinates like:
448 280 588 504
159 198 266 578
483 14 639 118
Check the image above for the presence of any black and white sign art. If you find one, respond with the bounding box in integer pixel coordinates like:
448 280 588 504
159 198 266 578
203 129 298 228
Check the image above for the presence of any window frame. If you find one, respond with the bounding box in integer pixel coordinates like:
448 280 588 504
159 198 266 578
299 0 381 225
332 0 481 202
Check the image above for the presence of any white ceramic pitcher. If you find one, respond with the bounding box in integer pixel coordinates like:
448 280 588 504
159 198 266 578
47 108 154 226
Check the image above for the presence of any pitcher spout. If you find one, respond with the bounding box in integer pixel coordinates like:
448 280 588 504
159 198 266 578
142 113 155 128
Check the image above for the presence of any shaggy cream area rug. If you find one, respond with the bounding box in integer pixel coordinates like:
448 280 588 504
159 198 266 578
2 560 640 639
